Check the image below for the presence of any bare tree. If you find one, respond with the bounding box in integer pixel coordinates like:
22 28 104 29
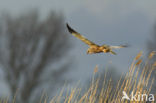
0 10 71 103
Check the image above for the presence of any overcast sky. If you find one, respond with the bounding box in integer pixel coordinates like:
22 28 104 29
0 0 156 96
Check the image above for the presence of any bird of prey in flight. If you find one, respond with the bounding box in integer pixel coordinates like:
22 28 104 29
66 23 128 55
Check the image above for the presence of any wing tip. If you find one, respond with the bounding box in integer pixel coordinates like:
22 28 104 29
66 23 76 33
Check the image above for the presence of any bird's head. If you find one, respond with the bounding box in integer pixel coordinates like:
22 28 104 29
87 50 90 54
87 49 93 54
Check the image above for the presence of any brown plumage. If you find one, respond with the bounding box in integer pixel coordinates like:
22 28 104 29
66 23 128 55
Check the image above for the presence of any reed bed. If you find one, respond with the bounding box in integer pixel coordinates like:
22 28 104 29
50 51 155 103
0 52 155 103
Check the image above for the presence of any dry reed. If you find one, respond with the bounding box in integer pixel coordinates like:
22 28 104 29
0 52 155 103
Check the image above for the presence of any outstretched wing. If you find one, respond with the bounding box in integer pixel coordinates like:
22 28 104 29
66 23 97 46
110 45 128 49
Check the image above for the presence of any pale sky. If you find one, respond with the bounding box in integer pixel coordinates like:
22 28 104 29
0 0 156 96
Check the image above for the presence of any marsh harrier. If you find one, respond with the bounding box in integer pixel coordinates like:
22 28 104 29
66 23 127 55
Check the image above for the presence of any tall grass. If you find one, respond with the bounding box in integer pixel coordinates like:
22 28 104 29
50 51 155 103
0 52 155 103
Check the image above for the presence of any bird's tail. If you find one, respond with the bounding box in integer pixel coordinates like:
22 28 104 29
110 45 128 49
